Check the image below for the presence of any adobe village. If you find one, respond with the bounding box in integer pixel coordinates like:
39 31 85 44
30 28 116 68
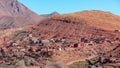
0 0 119 68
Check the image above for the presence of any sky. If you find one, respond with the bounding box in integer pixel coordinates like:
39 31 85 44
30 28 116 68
18 0 120 15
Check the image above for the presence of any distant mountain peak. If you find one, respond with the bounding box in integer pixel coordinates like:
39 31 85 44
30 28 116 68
0 0 43 29
0 0 32 17
41 11 60 18
50 11 59 16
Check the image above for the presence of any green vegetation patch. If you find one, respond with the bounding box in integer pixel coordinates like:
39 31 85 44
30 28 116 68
72 60 96 67
73 61 88 66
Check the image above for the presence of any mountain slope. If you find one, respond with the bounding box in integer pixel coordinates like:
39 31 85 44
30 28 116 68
0 0 43 29
52 10 120 31
27 10 120 41
24 10 120 65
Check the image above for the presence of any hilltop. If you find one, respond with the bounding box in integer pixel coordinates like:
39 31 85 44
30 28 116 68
27 10 120 41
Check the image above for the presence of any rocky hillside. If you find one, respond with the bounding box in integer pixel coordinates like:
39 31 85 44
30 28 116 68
0 10 120 68
0 0 44 29
50 10 120 31
26 10 120 63
27 10 120 41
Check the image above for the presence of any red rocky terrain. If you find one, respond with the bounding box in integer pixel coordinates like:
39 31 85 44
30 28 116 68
0 3 120 67
24 10 120 67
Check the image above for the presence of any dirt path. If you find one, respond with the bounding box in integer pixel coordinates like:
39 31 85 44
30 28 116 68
66 56 96 65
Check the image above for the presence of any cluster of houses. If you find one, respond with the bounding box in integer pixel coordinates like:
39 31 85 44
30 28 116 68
0 32 119 67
